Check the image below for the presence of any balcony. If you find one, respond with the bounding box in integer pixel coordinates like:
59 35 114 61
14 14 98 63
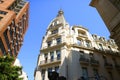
115 64 120 71
79 57 89 65
40 57 61 66
90 59 99 66
104 62 113 69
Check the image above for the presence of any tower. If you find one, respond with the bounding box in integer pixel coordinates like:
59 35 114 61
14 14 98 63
0 0 29 57
90 0 120 49
34 10 120 80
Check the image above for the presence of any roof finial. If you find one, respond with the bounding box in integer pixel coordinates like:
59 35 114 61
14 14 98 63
57 9 64 16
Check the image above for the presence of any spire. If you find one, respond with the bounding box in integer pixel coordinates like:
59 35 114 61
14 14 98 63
57 9 64 17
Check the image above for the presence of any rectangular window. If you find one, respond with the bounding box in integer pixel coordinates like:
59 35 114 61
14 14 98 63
55 66 59 73
44 54 48 63
77 39 82 46
41 69 45 80
82 67 88 80
56 50 61 60
93 69 99 79
47 41 52 47
56 38 61 44
50 52 54 61
89 53 94 60
86 41 91 48
99 44 104 50
108 72 113 80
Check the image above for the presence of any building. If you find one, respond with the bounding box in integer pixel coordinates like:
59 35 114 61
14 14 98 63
90 0 120 50
34 10 120 80
0 0 29 57
14 58 28 80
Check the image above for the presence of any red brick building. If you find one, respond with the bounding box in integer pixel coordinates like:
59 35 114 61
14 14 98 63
0 0 29 57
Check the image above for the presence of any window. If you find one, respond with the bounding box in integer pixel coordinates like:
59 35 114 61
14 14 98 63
48 68 52 72
89 53 94 60
47 41 52 47
50 52 54 61
99 44 104 50
56 38 61 44
103 55 107 63
77 39 82 46
86 41 91 48
53 20 59 26
80 51 85 58
78 30 86 36
41 69 45 80
56 50 61 60
55 66 59 73
51 29 58 34
93 69 99 79
44 54 48 63
0 38 6 55
82 67 88 80
112 58 117 65
93 35 97 40
108 72 113 80
108 46 112 51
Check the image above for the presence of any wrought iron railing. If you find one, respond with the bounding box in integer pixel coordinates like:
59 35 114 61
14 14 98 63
40 57 61 65
79 56 89 64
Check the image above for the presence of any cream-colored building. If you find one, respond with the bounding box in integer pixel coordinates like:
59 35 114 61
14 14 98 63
34 10 120 80
14 59 28 80
90 0 120 50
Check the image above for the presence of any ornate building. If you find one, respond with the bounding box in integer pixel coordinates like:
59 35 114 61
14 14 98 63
34 10 120 80
14 58 28 80
0 0 29 57
90 0 120 50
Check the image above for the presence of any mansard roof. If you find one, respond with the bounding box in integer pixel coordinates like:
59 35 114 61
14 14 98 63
47 9 68 30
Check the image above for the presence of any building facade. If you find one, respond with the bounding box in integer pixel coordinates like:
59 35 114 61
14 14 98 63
90 0 120 50
14 58 28 80
0 0 29 57
34 10 120 80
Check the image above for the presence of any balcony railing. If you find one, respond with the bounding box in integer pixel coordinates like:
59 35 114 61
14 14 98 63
40 57 61 65
104 62 113 69
79 57 89 65
90 59 99 66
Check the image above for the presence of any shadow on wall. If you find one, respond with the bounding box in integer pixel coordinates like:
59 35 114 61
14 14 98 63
48 57 67 80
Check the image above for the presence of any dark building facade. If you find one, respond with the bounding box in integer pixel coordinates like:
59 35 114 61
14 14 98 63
90 0 120 50
0 0 29 57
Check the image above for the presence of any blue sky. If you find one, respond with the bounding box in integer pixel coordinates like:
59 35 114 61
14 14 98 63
18 0 110 80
